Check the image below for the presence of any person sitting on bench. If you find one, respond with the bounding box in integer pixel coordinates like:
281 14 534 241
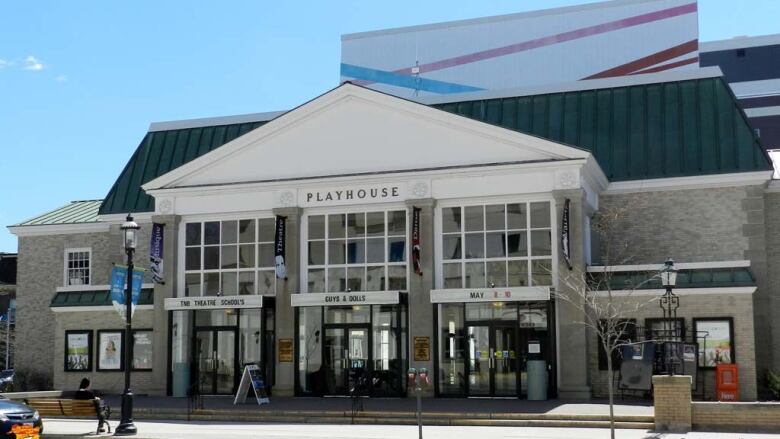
74 378 110 433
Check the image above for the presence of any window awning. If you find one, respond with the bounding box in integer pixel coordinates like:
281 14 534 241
50 288 154 308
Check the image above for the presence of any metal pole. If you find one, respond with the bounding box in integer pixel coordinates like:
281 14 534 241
416 378 422 439
115 246 137 436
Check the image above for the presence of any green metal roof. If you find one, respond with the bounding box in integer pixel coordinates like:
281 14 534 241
588 267 755 291
433 77 771 181
99 121 268 215
14 200 102 226
50 288 154 308
99 76 771 216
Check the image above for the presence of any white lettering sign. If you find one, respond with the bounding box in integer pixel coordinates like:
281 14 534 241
299 184 405 207
164 295 263 311
430 287 550 303
291 291 400 307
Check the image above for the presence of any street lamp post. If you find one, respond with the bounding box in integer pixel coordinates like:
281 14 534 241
659 258 679 377
115 215 139 436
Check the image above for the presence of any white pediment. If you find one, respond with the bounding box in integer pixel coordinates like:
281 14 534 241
143 84 590 191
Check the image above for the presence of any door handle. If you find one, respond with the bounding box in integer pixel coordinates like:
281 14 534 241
490 348 495 369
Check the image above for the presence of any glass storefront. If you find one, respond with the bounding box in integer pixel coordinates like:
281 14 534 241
169 306 274 396
436 301 554 398
296 304 407 397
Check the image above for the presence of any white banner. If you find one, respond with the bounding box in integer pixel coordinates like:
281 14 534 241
430 286 550 303
164 295 263 311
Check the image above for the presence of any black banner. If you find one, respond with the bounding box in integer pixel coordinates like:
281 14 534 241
412 207 422 275
274 215 287 279
150 223 165 284
561 199 572 270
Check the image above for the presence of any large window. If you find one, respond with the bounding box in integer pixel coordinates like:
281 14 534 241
184 218 276 296
440 202 553 288
306 210 407 292
65 248 91 286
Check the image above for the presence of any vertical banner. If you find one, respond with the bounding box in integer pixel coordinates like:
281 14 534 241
412 207 422 275
110 265 144 320
274 215 287 279
150 223 165 284
561 198 572 270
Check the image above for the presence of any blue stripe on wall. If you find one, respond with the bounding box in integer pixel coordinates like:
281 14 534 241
340 63 484 94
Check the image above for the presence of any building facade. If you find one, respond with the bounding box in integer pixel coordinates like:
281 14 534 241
10 67 777 400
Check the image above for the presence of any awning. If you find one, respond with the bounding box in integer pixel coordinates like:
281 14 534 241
430 286 550 303
164 295 263 311
291 291 400 307
51 288 154 308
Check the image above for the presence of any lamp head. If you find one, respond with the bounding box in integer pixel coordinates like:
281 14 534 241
121 215 140 251
660 258 677 287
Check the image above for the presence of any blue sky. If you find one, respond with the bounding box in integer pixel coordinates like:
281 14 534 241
1 0 779 251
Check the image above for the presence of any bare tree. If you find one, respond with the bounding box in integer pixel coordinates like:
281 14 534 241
553 200 657 439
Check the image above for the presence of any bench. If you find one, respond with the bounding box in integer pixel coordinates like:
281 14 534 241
25 398 111 434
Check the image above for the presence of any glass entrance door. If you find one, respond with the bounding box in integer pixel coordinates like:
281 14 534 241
467 324 518 397
324 325 370 395
194 329 237 395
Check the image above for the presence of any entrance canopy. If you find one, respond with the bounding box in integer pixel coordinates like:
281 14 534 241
430 286 550 303
291 291 400 307
164 294 263 311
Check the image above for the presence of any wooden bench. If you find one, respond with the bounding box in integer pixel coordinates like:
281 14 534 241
25 398 110 434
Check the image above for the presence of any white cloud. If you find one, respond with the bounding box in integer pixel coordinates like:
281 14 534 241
23 55 44 71
0 59 11 69
55 75 67 82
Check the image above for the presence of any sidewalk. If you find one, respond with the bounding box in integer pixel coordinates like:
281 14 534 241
99 394 655 416
40 419 780 439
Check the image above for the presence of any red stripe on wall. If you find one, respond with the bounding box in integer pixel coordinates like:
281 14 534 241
629 56 699 75
584 39 699 79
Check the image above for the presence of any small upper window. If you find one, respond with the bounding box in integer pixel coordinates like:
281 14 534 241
65 248 91 286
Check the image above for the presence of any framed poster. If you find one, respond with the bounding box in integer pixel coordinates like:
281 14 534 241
693 318 734 369
413 336 430 361
278 339 293 362
65 330 93 372
97 330 124 371
131 329 153 371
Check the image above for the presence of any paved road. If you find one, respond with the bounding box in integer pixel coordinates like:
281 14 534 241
41 419 780 439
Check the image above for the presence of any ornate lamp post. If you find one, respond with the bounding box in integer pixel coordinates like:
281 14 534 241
659 258 679 376
115 215 139 436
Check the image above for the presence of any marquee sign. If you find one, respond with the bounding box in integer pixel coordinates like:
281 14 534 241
291 291 400 307
429 287 550 303
164 295 263 311
299 184 405 207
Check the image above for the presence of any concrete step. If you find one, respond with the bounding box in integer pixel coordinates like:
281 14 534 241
129 408 654 429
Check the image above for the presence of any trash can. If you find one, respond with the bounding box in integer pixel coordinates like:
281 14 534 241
527 360 548 400
173 362 190 397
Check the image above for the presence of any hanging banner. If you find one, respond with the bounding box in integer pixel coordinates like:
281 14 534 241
274 215 287 279
110 265 144 320
150 223 165 284
561 198 572 270
412 207 422 275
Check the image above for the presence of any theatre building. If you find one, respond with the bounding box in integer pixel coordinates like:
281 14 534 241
8 1 780 401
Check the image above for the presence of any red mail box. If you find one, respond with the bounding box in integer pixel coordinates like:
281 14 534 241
716 363 738 401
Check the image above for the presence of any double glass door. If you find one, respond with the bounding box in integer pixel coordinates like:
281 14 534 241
467 324 518 397
324 325 370 395
195 329 237 395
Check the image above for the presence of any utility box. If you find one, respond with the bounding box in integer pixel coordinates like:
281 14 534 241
716 364 738 401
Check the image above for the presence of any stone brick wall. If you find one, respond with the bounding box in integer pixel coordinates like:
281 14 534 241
653 375 692 432
692 402 780 432
52 309 158 394
764 191 780 375
599 185 770 396
15 223 155 388
589 292 757 401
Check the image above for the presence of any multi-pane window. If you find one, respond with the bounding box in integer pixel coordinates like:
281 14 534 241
440 202 553 288
184 219 276 296
65 249 91 286
306 210 407 293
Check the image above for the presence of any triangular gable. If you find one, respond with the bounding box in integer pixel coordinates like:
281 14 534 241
143 83 590 190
